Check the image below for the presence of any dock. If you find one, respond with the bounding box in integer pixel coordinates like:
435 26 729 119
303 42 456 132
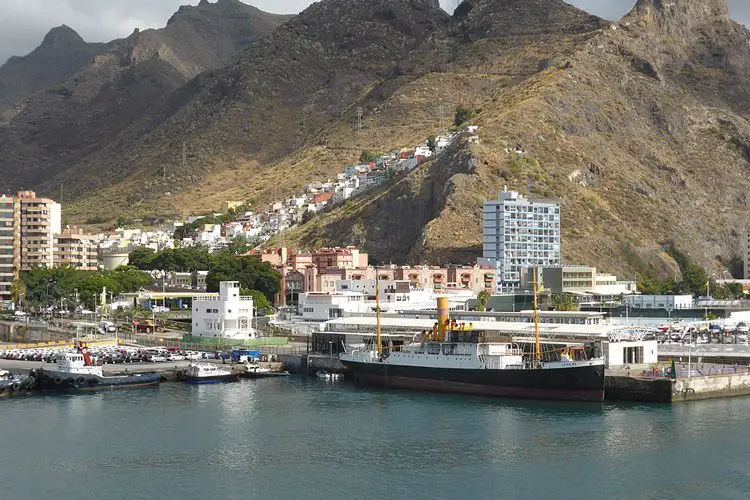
606 365 750 403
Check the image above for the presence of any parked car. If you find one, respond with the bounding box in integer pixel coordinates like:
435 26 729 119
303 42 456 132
736 322 749 333
147 354 166 362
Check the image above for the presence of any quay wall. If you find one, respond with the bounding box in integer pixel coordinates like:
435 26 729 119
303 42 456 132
605 375 672 402
672 372 750 402
279 354 347 375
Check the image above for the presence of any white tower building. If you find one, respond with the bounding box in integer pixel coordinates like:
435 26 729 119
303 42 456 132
192 281 257 339
482 188 561 291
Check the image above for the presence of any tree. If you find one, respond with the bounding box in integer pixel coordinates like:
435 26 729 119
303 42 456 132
19 266 153 313
552 293 578 311
11 279 26 308
241 289 272 314
454 106 478 126
129 247 156 269
227 235 249 255
427 136 436 152
359 150 377 163
301 210 316 225
476 290 491 312
205 255 281 301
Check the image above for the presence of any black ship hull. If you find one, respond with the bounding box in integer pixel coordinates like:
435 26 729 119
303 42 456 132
340 360 605 402
0 375 35 397
33 369 161 393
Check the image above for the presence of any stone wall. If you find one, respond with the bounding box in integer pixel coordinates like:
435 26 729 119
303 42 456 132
672 372 750 402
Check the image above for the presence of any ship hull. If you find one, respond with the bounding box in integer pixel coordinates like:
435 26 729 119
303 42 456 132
0 375 35 397
184 374 238 384
341 360 605 402
33 369 161 393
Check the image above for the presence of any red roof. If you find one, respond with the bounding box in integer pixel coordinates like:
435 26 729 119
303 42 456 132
313 192 333 204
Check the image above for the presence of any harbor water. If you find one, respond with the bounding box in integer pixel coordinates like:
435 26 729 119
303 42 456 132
1 376 749 500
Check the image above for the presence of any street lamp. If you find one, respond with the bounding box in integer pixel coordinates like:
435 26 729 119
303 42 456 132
45 279 57 342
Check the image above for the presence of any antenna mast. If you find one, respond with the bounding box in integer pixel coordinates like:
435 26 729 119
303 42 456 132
532 268 542 366
375 267 381 356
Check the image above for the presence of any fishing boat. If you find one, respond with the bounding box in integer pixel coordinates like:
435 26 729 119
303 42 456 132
183 363 238 384
340 271 605 402
0 369 35 397
33 341 161 393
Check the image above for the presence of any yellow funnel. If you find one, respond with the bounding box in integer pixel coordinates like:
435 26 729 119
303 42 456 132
437 297 449 341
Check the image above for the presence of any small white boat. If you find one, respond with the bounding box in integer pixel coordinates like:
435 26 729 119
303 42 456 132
316 370 342 380
184 363 238 384
245 362 272 375
240 362 290 379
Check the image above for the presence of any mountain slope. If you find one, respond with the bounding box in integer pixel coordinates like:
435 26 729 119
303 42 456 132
0 0 292 190
44 0 450 220
281 0 750 277
0 25 109 119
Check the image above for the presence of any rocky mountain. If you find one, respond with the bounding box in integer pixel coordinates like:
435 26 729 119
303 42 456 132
281 0 750 277
33 0 450 220
2 0 750 279
0 25 109 118
0 0 292 188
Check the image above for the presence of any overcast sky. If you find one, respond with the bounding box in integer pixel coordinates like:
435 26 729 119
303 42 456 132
1 0 749 65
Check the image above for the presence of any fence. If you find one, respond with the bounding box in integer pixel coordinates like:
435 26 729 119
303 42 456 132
659 344 750 358
638 365 750 379
119 335 308 355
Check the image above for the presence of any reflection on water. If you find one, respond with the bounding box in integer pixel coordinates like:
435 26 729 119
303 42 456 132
1 377 749 500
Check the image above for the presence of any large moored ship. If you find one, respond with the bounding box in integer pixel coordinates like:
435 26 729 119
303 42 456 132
339 274 605 402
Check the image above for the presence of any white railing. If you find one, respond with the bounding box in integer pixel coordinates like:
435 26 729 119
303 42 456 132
659 344 750 358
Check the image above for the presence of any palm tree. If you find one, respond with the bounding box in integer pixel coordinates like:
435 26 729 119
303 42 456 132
11 279 26 309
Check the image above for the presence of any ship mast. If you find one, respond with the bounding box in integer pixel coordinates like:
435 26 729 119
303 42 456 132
532 268 542 366
375 267 381 356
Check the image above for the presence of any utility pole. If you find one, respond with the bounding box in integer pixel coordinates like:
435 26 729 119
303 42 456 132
356 107 363 133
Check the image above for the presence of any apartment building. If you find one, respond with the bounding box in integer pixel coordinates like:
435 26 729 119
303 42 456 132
55 227 99 270
519 265 637 297
17 191 61 271
482 189 561 290
250 246 368 273
0 195 18 303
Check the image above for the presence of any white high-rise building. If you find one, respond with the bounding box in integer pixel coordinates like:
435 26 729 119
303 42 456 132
482 189 561 290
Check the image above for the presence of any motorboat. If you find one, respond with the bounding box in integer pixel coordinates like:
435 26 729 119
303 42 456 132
316 370 342 381
183 363 238 384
